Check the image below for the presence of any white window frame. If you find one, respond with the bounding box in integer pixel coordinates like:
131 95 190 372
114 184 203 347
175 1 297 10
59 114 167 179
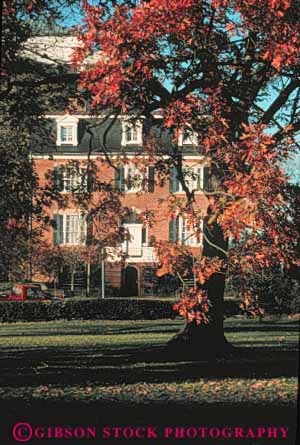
177 166 204 193
62 168 87 193
56 115 79 146
121 121 143 145
179 217 203 246
178 128 198 146
61 212 86 245
124 164 147 193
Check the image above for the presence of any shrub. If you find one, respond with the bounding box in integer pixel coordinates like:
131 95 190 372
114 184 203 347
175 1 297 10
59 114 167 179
290 295 300 314
0 298 175 323
0 282 13 292
227 269 300 315
0 297 243 323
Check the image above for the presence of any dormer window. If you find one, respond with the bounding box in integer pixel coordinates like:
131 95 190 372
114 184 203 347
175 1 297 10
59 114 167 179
56 115 79 146
121 121 143 145
60 126 74 143
178 128 198 146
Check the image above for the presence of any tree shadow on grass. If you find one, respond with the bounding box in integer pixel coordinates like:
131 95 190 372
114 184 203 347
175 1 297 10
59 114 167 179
0 341 298 386
0 318 298 386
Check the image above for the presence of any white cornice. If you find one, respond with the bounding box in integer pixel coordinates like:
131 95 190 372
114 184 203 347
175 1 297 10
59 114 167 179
55 114 79 124
45 113 164 119
32 154 206 161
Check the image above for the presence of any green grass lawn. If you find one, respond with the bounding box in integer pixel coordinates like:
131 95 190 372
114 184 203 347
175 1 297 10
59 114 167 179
0 317 298 445
0 317 298 348
0 317 298 405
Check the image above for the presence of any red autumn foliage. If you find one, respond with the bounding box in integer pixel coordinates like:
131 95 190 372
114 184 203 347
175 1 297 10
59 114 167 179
73 0 300 327
174 288 211 325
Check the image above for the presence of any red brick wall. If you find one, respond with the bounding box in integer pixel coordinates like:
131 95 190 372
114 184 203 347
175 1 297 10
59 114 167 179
34 157 208 247
33 156 208 292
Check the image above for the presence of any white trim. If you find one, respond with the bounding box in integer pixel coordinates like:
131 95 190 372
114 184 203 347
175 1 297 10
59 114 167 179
121 120 143 145
46 113 164 119
56 209 86 215
34 154 100 160
32 154 206 160
56 115 79 146
178 128 198 146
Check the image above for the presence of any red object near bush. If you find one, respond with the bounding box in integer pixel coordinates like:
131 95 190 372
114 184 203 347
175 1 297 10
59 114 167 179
2 284 54 302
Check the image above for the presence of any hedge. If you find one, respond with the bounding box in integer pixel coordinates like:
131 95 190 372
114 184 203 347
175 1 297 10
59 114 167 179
0 298 244 323
0 298 176 323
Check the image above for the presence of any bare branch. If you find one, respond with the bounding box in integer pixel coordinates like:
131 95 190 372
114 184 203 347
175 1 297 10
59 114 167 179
260 79 300 125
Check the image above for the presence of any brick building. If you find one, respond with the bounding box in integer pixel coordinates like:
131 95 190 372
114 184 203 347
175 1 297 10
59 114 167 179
32 111 208 296
27 36 208 297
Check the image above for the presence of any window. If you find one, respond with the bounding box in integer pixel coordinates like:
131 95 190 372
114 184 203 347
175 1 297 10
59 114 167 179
60 126 74 143
125 125 138 143
65 214 86 244
179 217 200 246
63 168 87 192
54 166 89 193
180 167 203 192
179 128 198 146
64 169 80 192
169 217 202 246
56 115 78 146
115 165 155 193
26 288 46 300
124 165 144 192
53 213 86 245
169 166 204 193
121 121 143 145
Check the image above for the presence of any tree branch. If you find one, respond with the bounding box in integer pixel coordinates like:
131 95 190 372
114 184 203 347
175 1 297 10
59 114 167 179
202 230 228 257
260 79 300 125
273 120 300 142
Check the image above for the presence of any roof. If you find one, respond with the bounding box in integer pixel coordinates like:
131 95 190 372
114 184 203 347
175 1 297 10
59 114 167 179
31 115 201 156
23 36 99 66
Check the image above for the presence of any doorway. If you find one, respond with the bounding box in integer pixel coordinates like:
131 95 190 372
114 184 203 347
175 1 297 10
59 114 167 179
121 266 138 297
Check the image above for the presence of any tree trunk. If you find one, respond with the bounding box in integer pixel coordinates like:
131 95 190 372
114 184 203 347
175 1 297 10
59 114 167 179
168 222 232 357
